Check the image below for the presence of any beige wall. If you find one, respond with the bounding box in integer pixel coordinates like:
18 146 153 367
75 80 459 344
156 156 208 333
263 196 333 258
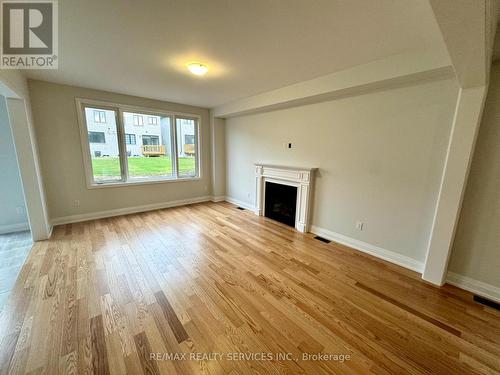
28 80 211 221
225 78 459 263
448 63 500 287
210 114 226 198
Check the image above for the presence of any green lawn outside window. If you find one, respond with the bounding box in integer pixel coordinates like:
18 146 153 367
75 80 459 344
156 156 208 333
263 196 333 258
91 156 196 180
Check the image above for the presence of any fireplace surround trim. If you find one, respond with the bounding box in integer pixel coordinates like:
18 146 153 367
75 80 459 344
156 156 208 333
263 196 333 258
255 164 317 232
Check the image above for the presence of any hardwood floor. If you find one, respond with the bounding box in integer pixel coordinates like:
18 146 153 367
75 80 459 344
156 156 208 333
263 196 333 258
0 202 499 374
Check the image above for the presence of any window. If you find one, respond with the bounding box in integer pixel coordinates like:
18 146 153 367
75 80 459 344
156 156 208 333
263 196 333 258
82 107 122 182
125 133 136 145
93 110 106 123
88 131 105 143
126 112 173 179
133 115 144 125
142 135 159 145
176 118 198 177
78 100 200 187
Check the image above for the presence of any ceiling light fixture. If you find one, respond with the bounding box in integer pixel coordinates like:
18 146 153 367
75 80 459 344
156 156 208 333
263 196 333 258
187 62 208 76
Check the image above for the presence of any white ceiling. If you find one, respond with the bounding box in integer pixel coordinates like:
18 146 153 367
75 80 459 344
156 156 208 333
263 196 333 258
26 0 448 108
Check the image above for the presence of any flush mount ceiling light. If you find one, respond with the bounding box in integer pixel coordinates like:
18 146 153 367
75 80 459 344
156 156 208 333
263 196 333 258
187 62 208 76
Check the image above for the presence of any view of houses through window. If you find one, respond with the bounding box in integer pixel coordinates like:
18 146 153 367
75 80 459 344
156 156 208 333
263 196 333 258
175 117 197 177
83 106 198 183
123 111 174 179
86 109 122 181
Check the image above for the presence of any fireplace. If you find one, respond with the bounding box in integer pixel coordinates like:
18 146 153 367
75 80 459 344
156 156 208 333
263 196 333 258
255 164 317 232
264 182 297 227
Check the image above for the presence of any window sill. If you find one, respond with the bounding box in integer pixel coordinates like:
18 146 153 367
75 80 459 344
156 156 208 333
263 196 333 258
87 176 201 189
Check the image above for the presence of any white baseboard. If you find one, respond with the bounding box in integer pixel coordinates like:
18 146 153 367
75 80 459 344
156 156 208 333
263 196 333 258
0 222 30 235
224 196 257 213
46 225 54 239
310 225 424 273
51 196 212 226
446 272 500 303
211 195 226 202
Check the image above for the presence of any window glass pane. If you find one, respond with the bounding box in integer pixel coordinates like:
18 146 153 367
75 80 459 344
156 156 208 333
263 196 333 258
88 131 105 143
175 118 197 177
123 112 173 179
142 135 159 145
125 133 136 145
84 107 122 182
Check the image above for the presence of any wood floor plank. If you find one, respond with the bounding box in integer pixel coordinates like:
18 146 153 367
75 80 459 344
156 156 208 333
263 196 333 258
154 291 189 344
0 332 20 375
355 281 462 337
134 331 161 375
90 315 110 375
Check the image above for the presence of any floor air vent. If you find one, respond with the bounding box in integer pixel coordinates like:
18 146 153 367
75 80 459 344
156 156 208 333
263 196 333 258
237 207 245 210
314 236 331 244
473 295 500 311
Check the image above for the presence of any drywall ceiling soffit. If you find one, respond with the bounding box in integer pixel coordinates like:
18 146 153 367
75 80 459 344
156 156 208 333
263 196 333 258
429 0 496 88
213 49 454 118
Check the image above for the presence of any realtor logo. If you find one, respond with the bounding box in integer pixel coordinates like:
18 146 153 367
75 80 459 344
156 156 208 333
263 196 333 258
1 0 58 69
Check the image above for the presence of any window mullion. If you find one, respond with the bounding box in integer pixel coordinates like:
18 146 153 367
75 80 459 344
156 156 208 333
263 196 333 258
172 116 179 178
194 119 200 178
116 108 128 182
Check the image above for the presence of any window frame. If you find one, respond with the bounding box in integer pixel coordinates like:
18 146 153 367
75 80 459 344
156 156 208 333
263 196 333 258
76 98 202 189
148 116 158 125
175 117 200 178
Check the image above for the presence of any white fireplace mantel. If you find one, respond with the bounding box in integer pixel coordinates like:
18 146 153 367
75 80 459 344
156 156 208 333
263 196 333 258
255 164 317 232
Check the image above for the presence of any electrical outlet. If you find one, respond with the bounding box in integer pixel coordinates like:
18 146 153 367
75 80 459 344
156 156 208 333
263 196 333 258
74 200 80 208
355 221 364 231
247 192 251 199
16 206 23 214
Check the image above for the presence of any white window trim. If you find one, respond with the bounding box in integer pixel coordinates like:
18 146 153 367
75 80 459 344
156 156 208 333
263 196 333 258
75 98 202 189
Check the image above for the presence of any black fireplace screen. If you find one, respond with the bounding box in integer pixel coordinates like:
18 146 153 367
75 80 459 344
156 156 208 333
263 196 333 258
264 181 297 227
